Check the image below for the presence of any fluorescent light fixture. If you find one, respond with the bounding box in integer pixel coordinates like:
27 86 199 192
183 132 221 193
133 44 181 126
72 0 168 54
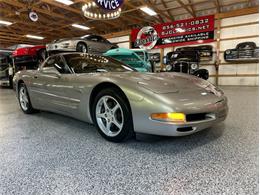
72 24 90 30
55 0 73 5
140 7 157 16
0 20 13 26
25 34 44 40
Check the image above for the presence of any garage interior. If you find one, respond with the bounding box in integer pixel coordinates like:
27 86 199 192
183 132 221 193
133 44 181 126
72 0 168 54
0 0 259 194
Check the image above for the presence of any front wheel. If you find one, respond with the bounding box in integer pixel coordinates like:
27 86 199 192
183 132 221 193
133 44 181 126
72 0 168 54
92 88 134 142
18 83 37 114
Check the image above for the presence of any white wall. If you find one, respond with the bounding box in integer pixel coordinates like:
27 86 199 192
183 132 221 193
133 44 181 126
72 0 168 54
218 13 259 86
108 13 259 86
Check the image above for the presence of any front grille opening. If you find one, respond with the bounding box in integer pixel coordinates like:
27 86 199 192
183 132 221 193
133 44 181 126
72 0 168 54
177 127 193 132
186 113 208 122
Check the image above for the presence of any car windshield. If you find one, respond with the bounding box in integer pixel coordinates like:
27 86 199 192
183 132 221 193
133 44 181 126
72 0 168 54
63 53 136 73
109 54 144 68
134 51 146 61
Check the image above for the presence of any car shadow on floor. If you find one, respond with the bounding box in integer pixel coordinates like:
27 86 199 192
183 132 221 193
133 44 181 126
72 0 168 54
30 110 225 155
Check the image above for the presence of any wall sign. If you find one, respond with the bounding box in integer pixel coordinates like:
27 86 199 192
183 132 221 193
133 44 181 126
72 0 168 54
95 0 124 11
131 15 215 49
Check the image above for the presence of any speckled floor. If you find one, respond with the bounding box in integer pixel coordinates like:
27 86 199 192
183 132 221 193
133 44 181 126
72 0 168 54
0 86 258 195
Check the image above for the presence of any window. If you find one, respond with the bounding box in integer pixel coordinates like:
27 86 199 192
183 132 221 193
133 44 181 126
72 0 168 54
98 36 109 43
87 35 99 42
63 53 135 74
54 56 71 74
41 56 71 74
42 57 56 71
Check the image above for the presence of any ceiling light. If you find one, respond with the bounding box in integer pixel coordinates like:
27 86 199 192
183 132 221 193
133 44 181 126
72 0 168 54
0 20 13 26
140 7 157 16
82 3 121 20
25 35 44 40
72 24 90 30
55 0 73 5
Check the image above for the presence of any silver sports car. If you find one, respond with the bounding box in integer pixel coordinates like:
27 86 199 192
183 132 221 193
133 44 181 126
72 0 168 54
46 35 118 55
13 53 228 142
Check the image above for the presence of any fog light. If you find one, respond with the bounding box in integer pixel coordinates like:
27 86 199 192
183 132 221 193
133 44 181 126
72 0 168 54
151 112 186 123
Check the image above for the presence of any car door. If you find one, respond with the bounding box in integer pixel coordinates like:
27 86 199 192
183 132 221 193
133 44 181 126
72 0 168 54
31 56 81 116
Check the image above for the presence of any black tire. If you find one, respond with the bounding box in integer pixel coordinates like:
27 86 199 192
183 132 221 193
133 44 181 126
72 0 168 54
76 43 88 53
18 83 37 114
92 88 134 142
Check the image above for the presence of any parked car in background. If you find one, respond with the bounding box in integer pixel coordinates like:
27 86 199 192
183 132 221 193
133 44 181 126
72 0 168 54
8 44 47 65
13 52 228 142
104 48 154 72
0 49 13 87
176 45 213 61
224 42 259 62
164 50 209 80
46 35 118 55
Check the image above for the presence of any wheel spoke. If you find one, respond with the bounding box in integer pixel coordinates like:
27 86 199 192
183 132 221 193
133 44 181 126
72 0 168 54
106 120 112 131
112 103 119 112
96 112 105 119
113 119 123 129
102 98 109 110
23 95 28 103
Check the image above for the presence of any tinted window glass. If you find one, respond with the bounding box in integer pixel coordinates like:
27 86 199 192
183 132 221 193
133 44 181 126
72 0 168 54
109 54 144 68
42 56 71 74
87 35 99 42
63 53 135 73
135 52 145 61
54 56 71 74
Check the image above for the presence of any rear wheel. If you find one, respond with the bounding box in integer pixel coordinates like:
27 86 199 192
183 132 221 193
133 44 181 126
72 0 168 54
92 88 134 142
18 83 37 114
76 43 88 53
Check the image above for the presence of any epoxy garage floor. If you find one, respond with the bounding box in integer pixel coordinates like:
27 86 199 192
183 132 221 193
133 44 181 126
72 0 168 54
0 86 258 194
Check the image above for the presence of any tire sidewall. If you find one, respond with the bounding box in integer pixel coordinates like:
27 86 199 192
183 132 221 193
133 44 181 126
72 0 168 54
92 88 133 142
18 83 34 114
77 43 88 53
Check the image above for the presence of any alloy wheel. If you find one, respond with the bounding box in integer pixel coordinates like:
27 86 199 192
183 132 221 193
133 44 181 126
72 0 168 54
95 95 124 137
19 86 29 111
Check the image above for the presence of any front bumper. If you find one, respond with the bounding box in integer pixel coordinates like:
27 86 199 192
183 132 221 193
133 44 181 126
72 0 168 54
132 96 228 136
46 44 76 52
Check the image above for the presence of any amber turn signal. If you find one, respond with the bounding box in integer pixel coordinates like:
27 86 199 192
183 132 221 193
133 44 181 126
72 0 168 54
151 112 186 123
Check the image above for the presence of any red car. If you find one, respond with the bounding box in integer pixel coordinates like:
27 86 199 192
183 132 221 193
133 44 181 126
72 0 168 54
8 44 47 64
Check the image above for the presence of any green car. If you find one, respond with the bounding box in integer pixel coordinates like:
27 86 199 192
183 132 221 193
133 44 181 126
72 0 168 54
104 48 153 72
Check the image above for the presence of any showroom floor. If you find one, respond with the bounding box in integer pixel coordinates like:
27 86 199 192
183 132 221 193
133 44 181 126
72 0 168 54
0 86 258 195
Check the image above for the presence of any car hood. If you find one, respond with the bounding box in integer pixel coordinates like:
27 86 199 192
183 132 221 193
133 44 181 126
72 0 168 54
108 72 218 95
134 72 214 94
76 72 220 95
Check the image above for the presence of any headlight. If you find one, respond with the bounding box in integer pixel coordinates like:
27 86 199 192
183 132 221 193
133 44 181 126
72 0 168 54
226 50 231 54
191 63 198 69
151 112 186 123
